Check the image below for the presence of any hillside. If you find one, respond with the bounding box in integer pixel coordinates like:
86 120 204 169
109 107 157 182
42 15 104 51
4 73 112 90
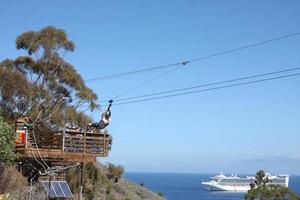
66 162 165 200
0 163 165 200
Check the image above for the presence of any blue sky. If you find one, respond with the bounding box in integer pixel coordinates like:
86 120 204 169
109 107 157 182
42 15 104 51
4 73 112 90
1 0 300 174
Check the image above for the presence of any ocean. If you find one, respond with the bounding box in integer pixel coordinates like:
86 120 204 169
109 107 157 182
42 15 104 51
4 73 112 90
124 173 300 200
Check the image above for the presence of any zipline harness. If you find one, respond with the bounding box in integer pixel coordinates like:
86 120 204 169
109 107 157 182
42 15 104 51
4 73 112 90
91 100 113 130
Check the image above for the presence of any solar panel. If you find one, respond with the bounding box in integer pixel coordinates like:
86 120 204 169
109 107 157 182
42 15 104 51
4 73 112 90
53 182 65 197
42 182 57 197
41 180 73 198
60 182 73 197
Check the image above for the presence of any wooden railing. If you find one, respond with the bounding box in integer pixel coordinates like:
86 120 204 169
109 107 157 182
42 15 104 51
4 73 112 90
16 120 112 162
63 130 111 156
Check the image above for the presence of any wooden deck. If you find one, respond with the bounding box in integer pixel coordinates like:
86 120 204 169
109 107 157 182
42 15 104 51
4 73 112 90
15 118 112 163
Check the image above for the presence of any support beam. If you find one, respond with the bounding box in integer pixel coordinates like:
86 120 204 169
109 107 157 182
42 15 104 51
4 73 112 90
79 162 84 200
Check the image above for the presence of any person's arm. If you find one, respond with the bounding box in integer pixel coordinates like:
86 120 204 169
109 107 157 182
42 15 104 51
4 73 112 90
107 100 113 111
106 110 111 118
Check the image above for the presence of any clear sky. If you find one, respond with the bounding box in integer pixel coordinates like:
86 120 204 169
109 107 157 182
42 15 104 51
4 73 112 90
1 0 300 174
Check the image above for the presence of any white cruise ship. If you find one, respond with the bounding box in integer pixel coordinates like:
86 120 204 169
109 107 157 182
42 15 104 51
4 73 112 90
202 172 289 192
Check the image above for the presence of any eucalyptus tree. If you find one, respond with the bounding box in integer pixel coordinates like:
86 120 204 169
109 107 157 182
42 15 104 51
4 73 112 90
0 26 98 126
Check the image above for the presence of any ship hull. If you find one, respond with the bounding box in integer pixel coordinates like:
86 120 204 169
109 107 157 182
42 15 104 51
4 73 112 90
202 182 250 192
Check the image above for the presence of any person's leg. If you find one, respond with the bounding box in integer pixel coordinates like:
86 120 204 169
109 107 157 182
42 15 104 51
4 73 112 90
98 120 109 129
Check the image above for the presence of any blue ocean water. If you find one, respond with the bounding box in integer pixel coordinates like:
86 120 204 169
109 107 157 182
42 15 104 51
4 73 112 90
125 173 300 200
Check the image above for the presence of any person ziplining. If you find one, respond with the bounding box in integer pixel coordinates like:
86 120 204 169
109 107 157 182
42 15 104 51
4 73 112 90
90 100 113 130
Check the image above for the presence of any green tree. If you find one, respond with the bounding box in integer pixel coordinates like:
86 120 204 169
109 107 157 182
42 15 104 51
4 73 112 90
0 117 17 164
245 170 300 200
255 170 269 186
0 26 98 126
245 184 300 200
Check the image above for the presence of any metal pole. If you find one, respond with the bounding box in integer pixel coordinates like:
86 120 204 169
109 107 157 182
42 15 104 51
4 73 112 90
79 162 84 200
48 176 52 199
29 178 33 200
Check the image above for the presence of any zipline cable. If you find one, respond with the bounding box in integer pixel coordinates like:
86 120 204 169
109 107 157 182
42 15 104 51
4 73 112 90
86 62 183 81
109 67 300 102
85 31 300 82
76 67 300 107
108 32 300 100
111 64 185 99
109 72 300 106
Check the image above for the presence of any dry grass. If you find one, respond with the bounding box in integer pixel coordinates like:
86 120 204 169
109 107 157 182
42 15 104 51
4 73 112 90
0 165 47 200
0 165 27 198
66 162 165 200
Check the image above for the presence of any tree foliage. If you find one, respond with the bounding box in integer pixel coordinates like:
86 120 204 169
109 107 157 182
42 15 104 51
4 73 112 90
255 170 269 187
106 163 124 183
245 185 300 200
0 117 17 164
245 170 300 200
0 26 98 126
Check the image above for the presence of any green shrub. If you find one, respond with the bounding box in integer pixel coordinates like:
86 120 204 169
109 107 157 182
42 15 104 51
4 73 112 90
0 117 17 165
158 192 164 197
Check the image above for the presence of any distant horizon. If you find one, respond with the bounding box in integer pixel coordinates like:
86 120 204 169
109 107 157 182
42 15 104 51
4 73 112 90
124 171 300 176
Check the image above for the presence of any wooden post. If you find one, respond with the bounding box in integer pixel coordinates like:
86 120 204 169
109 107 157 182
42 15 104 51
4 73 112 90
83 131 86 157
62 130 65 155
106 134 108 156
25 128 28 149
79 162 84 200
103 133 107 156
62 107 66 155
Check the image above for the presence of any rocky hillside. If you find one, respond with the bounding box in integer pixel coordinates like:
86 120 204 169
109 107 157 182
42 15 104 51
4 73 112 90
66 162 165 200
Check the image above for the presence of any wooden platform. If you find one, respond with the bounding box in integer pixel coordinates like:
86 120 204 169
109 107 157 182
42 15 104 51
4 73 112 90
15 118 112 163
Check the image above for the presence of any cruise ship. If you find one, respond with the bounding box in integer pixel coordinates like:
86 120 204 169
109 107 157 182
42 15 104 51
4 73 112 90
202 172 289 192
